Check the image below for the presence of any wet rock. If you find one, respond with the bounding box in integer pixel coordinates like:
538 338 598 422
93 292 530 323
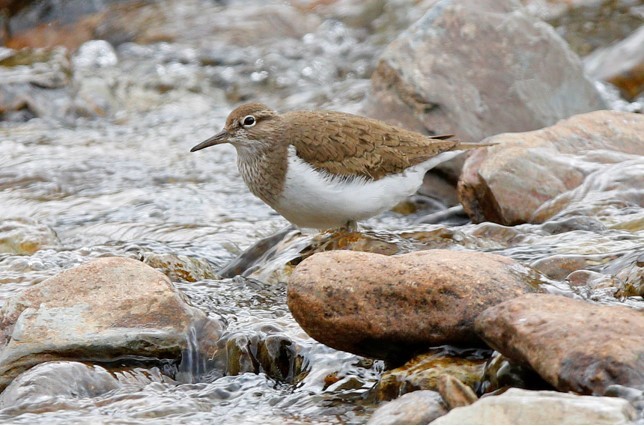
256 334 299 383
522 0 644 57
480 351 552 394
530 255 588 281
437 374 478 409
540 215 607 234
225 333 261 376
288 249 537 360
366 0 605 141
368 390 447 425
416 206 470 226
531 158 644 224
218 226 299 279
234 226 474 284
375 348 487 402
430 388 637 425
475 293 644 394
306 0 387 29
0 46 73 121
142 252 219 282
604 385 644 413
458 110 644 225
0 361 119 409
0 218 58 255
223 331 301 383
0 257 222 392
585 26 644 101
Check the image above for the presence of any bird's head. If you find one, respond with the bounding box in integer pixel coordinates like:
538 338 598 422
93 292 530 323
190 103 279 154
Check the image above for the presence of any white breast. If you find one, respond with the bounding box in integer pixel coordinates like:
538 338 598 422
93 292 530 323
273 147 457 229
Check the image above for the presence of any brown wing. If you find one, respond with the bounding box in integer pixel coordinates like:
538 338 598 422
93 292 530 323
283 110 461 180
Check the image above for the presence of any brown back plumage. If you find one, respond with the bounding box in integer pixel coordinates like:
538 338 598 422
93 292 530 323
280 110 461 180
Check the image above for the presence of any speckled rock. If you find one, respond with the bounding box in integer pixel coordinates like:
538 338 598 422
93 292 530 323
458 110 644 225
287 250 537 360
430 388 637 425
366 0 605 141
475 294 644 394
368 390 446 425
0 257 223 392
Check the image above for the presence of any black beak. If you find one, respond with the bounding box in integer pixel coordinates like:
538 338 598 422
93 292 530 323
190 130 229 152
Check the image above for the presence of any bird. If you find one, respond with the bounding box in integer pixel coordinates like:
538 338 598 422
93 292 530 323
190 103 492 230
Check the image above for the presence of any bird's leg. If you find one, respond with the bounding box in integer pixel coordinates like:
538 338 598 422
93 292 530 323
343 220 359 233
322 220 359 236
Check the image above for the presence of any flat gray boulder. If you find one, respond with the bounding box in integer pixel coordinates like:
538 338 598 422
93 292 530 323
366 0 605 140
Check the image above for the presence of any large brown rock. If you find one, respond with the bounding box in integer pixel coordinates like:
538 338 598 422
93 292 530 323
0 257 222 392
287 250 537 360
458 110 644 225
475 293 644 395
366 0 605 140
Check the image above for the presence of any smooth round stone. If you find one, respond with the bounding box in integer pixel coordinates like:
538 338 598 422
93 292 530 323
287 249 537 360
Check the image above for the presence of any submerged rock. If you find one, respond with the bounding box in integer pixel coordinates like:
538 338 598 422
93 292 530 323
366 0 605 141
0 361 119 409
223 331 302 384
287 250 538 360
0 257 222 391
436 374 479 409
480 351 551 394
430 388 637 425
375 348 486 402
475 293 644 394
531 158 644 225
0 218 59 255
368 390 447 425
458 110 644 225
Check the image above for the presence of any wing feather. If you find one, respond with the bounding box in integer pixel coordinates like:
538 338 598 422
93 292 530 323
282 111 461 180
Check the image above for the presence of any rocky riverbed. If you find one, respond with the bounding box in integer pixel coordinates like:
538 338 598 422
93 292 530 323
0 0 642 424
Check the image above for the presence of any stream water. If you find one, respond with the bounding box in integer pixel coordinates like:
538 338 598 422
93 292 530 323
0 0 642 423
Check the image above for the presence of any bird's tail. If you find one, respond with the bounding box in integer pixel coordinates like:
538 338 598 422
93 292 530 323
453 141 497 150
429 134 496 151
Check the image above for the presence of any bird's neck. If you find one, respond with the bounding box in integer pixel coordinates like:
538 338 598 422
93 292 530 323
235 144 288 205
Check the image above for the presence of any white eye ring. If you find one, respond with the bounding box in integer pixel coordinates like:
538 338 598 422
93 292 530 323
242 115 256 128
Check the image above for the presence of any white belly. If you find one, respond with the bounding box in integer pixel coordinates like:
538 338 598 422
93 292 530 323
273 151 440 229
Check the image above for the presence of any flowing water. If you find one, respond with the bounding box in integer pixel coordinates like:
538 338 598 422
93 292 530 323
0 0 642 423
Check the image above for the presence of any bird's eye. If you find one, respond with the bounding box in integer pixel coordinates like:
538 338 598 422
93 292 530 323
242 115 256 127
